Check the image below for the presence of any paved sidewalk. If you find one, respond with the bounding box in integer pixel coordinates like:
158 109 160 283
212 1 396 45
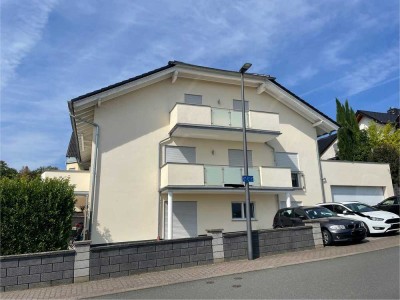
2 235 399 300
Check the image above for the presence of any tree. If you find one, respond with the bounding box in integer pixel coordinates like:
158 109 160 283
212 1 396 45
336 99 361 161
369 143 399 186
0 161 18 179
336 100 400 186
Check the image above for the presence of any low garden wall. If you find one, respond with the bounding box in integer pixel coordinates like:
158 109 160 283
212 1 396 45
0 224 322 291
223 226 317 261
0 250 75 292
89 236 213 280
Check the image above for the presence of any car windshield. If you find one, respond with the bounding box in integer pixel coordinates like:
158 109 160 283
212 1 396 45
304 207 337 219
343 203 377 213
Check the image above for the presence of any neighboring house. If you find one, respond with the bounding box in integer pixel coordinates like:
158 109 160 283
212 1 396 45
43 61 393 245
318 107 400 160
356 108 400 130
318 133 337 160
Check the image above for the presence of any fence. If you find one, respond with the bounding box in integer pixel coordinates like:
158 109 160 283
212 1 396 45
0 225 322 292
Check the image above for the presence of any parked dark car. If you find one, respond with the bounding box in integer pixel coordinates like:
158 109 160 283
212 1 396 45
374 196 400 216
273 206 366 246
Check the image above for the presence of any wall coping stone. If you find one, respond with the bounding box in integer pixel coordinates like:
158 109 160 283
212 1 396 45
91 236 212 251
0 250 75 261
223 226 312 238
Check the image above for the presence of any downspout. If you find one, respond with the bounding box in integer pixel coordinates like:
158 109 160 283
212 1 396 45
69 107 100 240
315 138 327 203
157 136 172 239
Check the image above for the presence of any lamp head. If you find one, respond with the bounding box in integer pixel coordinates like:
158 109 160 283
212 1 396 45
239 63 252 73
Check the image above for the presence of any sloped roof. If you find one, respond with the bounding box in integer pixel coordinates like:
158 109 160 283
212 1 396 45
66 132 78 158
356 108 399 126
68 61 339 163
317 133 337 155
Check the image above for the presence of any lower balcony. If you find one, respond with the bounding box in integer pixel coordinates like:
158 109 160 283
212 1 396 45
160 163 293 191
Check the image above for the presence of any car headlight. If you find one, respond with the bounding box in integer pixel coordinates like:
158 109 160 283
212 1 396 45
329 225 346 230
370 217 384 221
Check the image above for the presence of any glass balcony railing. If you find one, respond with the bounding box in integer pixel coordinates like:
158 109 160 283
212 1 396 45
211 108 249 128
160 163 292 189
204 165 260 186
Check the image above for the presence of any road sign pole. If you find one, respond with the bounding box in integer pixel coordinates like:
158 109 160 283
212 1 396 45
241 68 253 260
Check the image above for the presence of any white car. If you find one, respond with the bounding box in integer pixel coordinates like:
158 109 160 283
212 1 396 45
317 201 400 235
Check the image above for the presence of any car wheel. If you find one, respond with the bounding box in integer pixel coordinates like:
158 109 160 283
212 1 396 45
322 229 332 246
362 222 370 236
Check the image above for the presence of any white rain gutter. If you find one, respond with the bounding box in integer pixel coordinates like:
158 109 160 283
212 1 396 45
69 112 99 240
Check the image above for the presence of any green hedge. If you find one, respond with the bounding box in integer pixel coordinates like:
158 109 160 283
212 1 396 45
0 177 75 255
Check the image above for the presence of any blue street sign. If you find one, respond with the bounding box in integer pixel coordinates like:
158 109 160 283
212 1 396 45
242 175 254 183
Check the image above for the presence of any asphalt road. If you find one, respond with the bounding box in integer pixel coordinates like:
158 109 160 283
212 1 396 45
91 246 400 299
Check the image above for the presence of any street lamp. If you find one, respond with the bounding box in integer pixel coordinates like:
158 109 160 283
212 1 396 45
240 62 253 260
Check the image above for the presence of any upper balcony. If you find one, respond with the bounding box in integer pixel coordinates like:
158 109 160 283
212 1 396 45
169 103 281 143
160 163 293 192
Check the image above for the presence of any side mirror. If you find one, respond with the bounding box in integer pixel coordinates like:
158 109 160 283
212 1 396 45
343 210 353 215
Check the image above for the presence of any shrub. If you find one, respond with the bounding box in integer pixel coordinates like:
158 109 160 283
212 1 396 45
0 177 75 255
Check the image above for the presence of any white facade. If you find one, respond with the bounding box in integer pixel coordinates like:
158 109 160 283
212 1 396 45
66 62 343 244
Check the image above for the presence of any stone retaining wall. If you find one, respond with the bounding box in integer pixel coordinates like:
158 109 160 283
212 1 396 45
223 226 315 261
89 236 213 280
0 250 75 292
1 226 322 291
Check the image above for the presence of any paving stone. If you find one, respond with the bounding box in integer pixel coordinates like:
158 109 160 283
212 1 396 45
138 260 156 269
41 271 63 282
18 274 40 284
119 262 138 272
30 264 52 274
0 276 17 287
172 242 188 249
100 264 119 274
146 251 164 260
137 245 156 253
129 253 147 262
18 258 42 267
4 284 28 292
180 247 197 256
109 255 128 265
155 244 172 251
109 271 129 278
53 261 74 272
7 266 30 277
100 249 120 257
1 260 18 268
120 247 138 255
156 257 173 267
63 270 74 279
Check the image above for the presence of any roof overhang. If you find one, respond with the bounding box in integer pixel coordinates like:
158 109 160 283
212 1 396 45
68 61 339 164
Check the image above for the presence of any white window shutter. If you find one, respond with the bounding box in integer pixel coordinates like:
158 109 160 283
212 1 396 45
275 152 299 171
166 146 196 164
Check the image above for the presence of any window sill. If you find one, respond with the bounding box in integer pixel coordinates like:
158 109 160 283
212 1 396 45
232 219 257 221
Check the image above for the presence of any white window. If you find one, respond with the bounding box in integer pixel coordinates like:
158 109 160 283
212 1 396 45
275 152 302 188
228 149 253 167
233 99 249 112
165 146 196 164
184 94 202 105
231 202 255 219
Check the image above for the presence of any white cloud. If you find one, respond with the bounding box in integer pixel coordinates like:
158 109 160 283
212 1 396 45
0 0 58 89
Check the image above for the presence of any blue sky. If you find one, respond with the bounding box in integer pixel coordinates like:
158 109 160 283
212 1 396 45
1 0 399 170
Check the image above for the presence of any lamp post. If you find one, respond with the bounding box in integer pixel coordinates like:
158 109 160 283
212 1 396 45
239 62 253 260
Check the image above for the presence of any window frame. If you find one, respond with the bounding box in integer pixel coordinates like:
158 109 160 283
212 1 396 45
291 172 302 188
184 94 203 105
233 99 249 112
231 202 256 220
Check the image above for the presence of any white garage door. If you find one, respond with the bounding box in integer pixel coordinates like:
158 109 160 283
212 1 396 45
331 186 384 205
164 201 197 239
